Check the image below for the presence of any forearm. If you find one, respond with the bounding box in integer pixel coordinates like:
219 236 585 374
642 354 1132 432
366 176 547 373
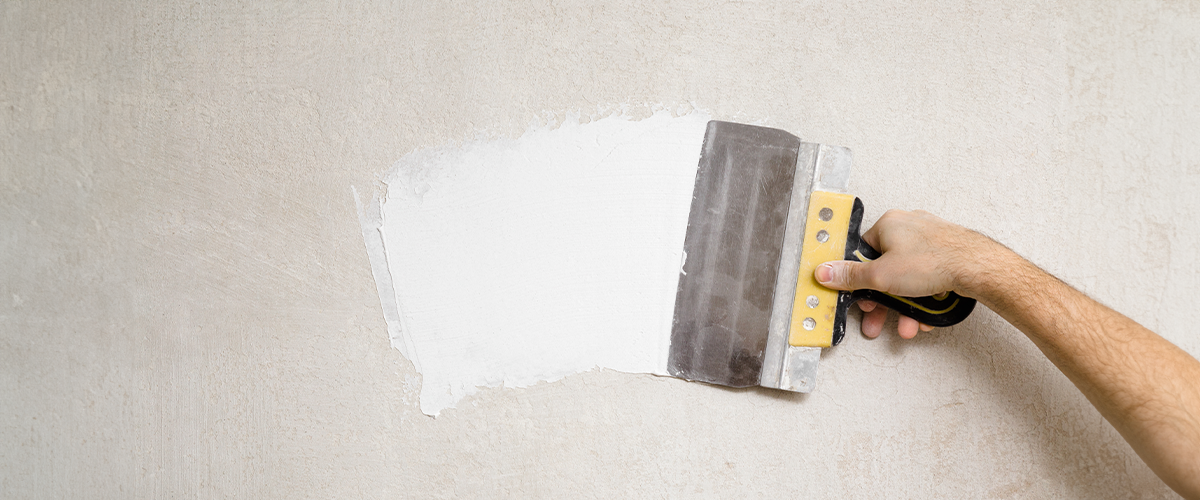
966 247 1200 498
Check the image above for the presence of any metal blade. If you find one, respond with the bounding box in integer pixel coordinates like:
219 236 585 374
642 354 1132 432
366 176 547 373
760 142 820 390
762 141 854 392
668 121 802 387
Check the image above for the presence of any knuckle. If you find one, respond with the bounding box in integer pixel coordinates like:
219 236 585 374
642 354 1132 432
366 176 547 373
835 263 856 286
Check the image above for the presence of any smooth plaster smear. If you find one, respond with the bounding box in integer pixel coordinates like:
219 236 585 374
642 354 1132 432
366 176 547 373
361 112 710 415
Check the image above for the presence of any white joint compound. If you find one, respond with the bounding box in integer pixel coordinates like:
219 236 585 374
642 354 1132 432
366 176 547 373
360 112 710 415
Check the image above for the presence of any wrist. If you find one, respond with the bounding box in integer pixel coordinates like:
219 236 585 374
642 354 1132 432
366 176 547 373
947 230 1025 300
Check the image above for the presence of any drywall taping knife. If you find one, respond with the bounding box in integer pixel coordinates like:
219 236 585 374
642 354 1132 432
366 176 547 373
668 121 976 392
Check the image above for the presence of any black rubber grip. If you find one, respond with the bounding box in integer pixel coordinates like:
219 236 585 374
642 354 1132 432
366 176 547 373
831 199 976 345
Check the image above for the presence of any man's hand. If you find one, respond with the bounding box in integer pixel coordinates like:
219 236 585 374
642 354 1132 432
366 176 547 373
812 209 1001 339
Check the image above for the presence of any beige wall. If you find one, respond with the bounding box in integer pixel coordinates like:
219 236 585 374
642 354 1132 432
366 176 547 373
3 1 1198 497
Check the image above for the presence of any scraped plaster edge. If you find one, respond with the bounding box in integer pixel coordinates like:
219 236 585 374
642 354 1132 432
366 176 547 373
353 186 419 368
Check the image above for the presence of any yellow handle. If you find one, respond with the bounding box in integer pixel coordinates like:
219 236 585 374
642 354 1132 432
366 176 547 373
789 191 856 348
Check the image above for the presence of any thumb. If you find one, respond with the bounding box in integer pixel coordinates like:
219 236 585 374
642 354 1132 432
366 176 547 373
815 260 871 291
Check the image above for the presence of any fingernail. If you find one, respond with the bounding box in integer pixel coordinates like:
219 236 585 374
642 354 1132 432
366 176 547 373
816 263 833 283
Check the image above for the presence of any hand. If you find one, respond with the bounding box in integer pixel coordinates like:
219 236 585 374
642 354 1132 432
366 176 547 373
813 209 999 339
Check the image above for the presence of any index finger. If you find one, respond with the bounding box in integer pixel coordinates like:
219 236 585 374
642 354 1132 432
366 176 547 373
860 211 897 254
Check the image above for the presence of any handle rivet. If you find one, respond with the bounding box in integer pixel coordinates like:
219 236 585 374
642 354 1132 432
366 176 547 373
803 317 816 330
818 207 833 221
806 295 819 308
815 230 829 243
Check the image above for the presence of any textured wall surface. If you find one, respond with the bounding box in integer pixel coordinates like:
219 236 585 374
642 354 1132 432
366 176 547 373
3 1 1198 498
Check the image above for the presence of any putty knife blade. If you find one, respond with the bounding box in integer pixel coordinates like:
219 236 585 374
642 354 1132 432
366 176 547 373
667 121 803 387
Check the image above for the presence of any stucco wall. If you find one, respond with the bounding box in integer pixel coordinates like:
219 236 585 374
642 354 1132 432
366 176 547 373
3 1 1198 497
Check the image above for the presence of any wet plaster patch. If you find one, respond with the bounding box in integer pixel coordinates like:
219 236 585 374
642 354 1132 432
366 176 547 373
360 112 709 415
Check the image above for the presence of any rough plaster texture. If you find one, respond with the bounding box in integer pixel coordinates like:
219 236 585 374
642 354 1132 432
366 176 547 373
2 1 1198 498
